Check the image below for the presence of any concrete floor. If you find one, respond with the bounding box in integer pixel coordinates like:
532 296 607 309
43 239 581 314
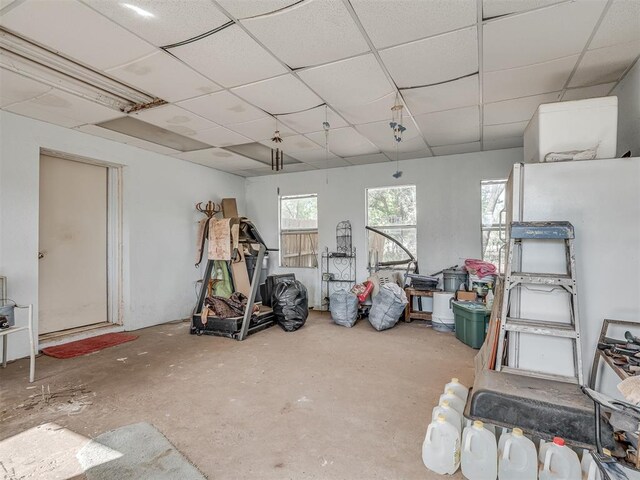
0 311 476 479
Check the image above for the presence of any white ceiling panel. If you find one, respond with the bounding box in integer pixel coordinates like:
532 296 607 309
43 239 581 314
304 157 351 168
298 54 394 108
432 142 481 156
260 134 322 154
482 0 564 19
231 74 321 114
227 116 296 142
74 124 181 155
216 0 299 19
106 51 221 102
167 24 287 87
277 105 348 133
0 0 17 10
351 0 477 49
175 148 265 171
355 120 427 153
415 106 480 146
134 104 217 136
483 121 529 140
83 0 230 47
306 127 380 157
380 27 478 88
0 68 51 107
562 83 616 101
483 137 524 150
242 0 369 68
5 89 122 128
344 153 391 165
0 0 155 70
236 166 276 177
190 126 253 147
401 74 479 115
286 148 339 163
483 55 579 103
178 91 267 126
392 149 433 160
589 0 640 50
336 92 399 125
483 1 606 71
569 41 640 87
483 92 561 124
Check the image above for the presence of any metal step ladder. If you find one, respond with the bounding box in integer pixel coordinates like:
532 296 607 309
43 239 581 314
495 221 583 385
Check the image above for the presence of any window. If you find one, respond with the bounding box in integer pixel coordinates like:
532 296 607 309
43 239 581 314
280 194 318 268
481 180 507 270
366 185 417 264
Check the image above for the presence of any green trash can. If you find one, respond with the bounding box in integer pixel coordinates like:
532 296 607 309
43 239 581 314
452 301 490 349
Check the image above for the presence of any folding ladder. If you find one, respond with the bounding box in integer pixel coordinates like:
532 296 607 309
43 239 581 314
495 221 583 385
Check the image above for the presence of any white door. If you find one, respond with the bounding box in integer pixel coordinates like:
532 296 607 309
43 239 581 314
39 154 108 334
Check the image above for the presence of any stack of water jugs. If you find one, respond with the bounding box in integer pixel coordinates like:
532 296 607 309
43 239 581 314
422 378 603 479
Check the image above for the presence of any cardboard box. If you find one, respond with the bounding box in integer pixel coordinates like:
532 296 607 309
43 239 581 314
457 290 477 302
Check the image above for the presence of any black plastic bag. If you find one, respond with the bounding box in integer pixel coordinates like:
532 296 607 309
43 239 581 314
272 280 308 332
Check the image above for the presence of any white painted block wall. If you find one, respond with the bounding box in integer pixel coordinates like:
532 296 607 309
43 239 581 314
612 59 640 157
0 111 246 361
244 149 523 308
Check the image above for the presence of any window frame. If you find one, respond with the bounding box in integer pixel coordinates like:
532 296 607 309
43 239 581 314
278 193 319 269
480 179 507 271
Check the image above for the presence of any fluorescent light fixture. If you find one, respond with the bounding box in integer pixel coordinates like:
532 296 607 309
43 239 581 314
121 3 155 18
0 27 160 112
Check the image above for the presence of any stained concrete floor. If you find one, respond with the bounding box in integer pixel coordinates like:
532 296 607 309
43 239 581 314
0 311 475 479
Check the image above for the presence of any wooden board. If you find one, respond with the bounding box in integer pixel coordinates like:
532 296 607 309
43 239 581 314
221 198 238 218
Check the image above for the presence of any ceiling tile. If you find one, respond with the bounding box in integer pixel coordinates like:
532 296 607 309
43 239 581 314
401 74 479 115
298 54 394 109
562 83 616 101
351 0 476 49
414 106 480 146
227 116 296 142
393 149 433 160
216 0 299 19
236 167 276 177
106 51 221 102
231 74 321 114
432 141 481 156
380 27 478 88
190 126 253 147
133 104 217 136
569 41 640 87
306 126 380 157
482 0 564 19
175 148 266 171
286 148 339 163
0 0 17 10
0 0 155 70
5 89 122 128
260 134 322 154
355 119 427 153
167 24 287 87
83 0 230 47
483 137 524 150
483 1 606 71
336 92 399 125
74 124 181 155
304 157 351 168
483 55 579 103
242 0 370 68
589 0 640 50
483 121 529 140
279 162 320 172
483 92 561 124
0 68 51 107
344 153 391 165
178 91 267 126
277 105 348 133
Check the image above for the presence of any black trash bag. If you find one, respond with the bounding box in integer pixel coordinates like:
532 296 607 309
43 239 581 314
272 280 308 332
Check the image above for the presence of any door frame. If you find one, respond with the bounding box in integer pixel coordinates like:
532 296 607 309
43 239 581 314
40 148 124 328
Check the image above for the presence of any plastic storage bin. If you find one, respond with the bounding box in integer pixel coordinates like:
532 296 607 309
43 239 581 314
452 301 490 349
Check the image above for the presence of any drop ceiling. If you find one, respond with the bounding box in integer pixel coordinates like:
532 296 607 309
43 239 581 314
0 0 638 177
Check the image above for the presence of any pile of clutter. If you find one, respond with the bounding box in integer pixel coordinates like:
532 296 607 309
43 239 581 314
423 378 604 479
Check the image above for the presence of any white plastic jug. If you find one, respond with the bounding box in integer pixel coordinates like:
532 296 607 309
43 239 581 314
580 450 601 480
498 428 537 480
439 389 465 415
432 400 463 433
539 437 581 480
422 414 461 475
445 378 469 402
461 420 498 480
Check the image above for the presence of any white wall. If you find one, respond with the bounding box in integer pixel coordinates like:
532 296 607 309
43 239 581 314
612 59 640 156
245 148 523 308
0 111 246 360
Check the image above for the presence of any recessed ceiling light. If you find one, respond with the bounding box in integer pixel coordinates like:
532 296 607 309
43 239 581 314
121 3 154 18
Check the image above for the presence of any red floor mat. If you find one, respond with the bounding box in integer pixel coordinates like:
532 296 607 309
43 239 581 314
42 332 138 359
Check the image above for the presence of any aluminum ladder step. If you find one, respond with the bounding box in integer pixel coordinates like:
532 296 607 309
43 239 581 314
504 318 578 338
511 221 574 240
508 272 574 287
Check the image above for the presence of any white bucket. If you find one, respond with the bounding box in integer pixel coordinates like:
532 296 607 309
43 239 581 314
433 292 455 332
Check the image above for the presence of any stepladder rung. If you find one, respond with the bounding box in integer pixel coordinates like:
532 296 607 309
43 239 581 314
510 221 574 240
504 318 578 338
507 272 575 288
